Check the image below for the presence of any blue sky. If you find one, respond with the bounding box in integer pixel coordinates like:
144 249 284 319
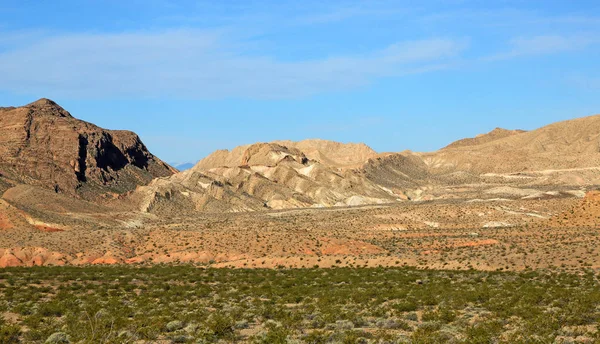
1 1 599 163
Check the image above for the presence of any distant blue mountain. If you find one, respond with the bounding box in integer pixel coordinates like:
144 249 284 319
171 162 195 171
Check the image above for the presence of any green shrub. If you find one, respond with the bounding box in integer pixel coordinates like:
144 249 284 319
206 312 235 340
0 323 21 343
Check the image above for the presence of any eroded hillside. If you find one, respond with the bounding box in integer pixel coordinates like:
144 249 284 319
1 99 599 270
0 99 176 199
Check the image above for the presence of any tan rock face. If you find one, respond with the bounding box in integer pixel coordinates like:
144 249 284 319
195 142 308 170
443 128 527 149
196 139 378 170
128 141 396 213
0 98 176 198
3 101 600 270
131 112 600 214
273 139 378 169
360 114 600 199
429 114 600 173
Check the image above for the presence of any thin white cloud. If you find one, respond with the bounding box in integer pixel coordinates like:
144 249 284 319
483 35 599 61
0 30 466 99
417 7 600 28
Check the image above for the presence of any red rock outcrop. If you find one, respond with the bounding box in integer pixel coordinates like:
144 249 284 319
0 247 67 267
545 190 600 228
0 98 176 199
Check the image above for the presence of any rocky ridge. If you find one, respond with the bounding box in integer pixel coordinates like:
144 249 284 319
0 99 176 199
129 142 397 213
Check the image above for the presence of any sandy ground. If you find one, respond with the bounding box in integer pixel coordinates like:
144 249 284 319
1 194 600 273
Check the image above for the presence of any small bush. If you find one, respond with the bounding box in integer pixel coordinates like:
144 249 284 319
0 323 21 343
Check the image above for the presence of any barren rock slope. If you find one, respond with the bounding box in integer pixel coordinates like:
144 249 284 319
129 142 397 213
428 114 600 173
0 99 176 199
361 115 600 197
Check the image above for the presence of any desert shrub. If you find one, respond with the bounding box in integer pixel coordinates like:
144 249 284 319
165 320 184 332
0 266 599 342
205 312 236 340
394 299 418 312
0 321 21 343
301 330 330 344
464 319 504 343
38 301 66 317
411 322 444 343
44 332 70 344
253 321 291 344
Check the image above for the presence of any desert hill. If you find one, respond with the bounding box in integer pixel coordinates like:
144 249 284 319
134 114 600 212
360 114 600 200
0 99 176 199
443 127 527 149
129 142 396 213
2 100 597 214
273 139 378 169
197 139 377 171
427 114 600 173
1 101 600 269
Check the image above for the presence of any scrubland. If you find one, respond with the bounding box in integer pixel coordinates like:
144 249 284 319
1 266 600 343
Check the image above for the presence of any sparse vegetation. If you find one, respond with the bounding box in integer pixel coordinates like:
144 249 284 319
1 266 599 343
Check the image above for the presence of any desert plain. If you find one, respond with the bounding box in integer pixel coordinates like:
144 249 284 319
1 99 600 343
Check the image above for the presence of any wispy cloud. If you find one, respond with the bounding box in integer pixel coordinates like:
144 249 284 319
2 2 598 101
0 30 466 99
483 35 599 61
417 7 600 28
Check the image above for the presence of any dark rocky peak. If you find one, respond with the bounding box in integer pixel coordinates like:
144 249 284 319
25 98 72 118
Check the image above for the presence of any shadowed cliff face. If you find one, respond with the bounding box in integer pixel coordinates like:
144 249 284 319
0 98 176 198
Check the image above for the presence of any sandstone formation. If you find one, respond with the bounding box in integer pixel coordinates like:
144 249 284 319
273 139 378 169
443 127 527 149
1 100 600 269
130 114 600 212
0 247 67 268
129 142 396 213
360 114 600 200
427 114 600 173
0 98 176 199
